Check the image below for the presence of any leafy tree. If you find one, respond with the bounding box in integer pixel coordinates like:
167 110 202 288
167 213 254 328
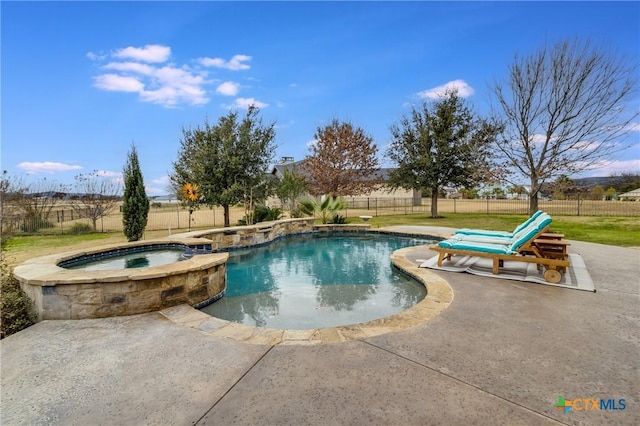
589 185 605 201
462 188 478 199
301 119 379 198
550 175 574 200
508 185 527 199
492 187 506 199
605 187 617 201
614 172 640 193
171 106 276 227
386 90 503 217
490 38 638 214
275 164 308 212
122 144 149 241
70 171 121 231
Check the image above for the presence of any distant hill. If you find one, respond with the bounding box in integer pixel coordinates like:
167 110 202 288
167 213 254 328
573 175 640 191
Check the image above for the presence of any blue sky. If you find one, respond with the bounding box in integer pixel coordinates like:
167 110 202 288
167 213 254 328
2 1 639 195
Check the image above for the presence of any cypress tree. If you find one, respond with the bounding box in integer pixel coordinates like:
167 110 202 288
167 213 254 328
122 144 149 241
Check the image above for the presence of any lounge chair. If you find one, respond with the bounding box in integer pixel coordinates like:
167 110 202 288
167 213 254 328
429 212 570 283
454 210 544 238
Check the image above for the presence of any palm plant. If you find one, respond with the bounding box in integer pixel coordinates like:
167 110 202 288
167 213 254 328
298 195 347 224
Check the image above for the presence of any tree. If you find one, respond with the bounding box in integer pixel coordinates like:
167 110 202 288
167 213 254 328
171 106 276 227
550 175 574 200
508 185 527 199
275 165 308 213
589 185 605 201
70 171 121 231
490 39 638 215
386 90 503 217
3 175 65 232
301 119 379 198
122 144 149 241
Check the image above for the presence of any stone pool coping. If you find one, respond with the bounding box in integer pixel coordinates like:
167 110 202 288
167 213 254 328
159 245 453 345
14 238 224 285
13 238 228 321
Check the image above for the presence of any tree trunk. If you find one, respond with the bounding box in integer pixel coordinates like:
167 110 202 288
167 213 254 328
430 187 439 218
223 204 230 227
529 178 540 215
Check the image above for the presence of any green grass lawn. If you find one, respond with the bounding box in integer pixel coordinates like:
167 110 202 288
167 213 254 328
2 214 638 268
354 213 640 247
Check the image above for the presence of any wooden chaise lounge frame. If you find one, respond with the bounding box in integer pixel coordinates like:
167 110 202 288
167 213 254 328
429 226 570 283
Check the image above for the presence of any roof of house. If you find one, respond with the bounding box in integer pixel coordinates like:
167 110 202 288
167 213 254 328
618 188 640 197
270 160 394 183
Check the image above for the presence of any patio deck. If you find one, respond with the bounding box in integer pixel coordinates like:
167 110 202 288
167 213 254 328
1 226 638 425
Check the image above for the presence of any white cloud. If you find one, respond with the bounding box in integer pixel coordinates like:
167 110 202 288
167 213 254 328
306 139 318 148
93 62 209 107
418 79 475 99
86 51 107 61
94 170 122 178
227 97 269 109
90 46 262 108
113 44 171 63
152 176 171 185
216 81 240 96
17 162 83 174
577 159 640 177
103 61 155 75
199 54 251 70
624 123 640 132
93 74 145 92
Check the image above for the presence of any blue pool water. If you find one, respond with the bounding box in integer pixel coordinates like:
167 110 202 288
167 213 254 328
201 233 437 329
64 248 185 270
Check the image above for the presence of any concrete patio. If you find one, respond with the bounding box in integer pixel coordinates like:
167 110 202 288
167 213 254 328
1 226 638 425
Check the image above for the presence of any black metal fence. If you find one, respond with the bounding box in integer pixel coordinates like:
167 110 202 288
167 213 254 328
342 197 640 217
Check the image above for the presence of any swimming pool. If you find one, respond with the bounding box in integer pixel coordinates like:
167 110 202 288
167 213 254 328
201 233 437 329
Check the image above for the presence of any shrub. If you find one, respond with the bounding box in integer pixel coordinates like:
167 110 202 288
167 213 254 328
299 195 347 224
237 205 283 225
330 213 349 224
1 253 36 339
69 222 93 234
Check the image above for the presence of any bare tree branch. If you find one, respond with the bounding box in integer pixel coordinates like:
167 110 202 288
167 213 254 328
491 38 638 214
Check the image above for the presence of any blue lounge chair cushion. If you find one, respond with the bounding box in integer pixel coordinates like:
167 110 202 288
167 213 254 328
454 211 544 237
510 214 552 251
449 234 512 245
437 240 516 254
439 212 553 254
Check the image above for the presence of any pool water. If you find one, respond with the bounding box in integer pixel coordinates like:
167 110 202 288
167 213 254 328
64 249 185 271
201 233 436 329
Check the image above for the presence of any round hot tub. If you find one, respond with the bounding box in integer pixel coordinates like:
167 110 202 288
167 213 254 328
13 238 227 321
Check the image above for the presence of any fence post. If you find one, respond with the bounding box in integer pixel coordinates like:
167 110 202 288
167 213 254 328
375 198 378 217
454 198 456 214
486 198 489 214
577 194 581 216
